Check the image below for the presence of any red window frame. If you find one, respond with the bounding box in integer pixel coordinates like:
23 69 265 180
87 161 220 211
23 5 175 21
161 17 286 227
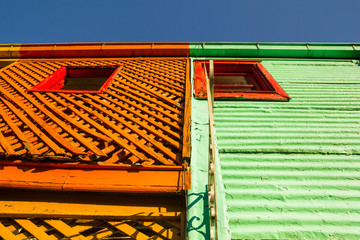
27 65 122 94
194 60 290 101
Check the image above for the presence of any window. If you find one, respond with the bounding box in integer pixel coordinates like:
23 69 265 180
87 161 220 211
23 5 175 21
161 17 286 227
27 65 122 93
194 60 290 101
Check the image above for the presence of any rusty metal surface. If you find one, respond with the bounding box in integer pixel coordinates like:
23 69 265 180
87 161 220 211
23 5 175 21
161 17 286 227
0 58 189 167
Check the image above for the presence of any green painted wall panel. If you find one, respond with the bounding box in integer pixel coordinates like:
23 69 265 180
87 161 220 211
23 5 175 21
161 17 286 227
212 60 360 239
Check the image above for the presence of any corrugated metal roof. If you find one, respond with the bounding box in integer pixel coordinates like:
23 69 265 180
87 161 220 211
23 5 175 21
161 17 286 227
214 60 360 239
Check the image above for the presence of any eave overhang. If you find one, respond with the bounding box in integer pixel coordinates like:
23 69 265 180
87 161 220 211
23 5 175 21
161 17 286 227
190 42 360 59
0 42 190 59
1 42 360 60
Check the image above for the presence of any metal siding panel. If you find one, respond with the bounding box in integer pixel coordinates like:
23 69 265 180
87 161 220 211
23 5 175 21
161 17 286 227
214 60 360 239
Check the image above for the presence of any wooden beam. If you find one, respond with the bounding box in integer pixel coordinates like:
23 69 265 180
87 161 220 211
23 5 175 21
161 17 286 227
0 165 189 193
0 189 184 220
182 58 191 160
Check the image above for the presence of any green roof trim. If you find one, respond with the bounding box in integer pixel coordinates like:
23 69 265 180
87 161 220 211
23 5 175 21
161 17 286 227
190 42 360 59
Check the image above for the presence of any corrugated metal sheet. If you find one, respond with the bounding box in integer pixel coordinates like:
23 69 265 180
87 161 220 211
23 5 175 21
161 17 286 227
214 60 360 239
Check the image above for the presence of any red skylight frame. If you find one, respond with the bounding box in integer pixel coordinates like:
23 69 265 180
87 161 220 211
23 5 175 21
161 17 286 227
27 65 122 94
194 60 290 101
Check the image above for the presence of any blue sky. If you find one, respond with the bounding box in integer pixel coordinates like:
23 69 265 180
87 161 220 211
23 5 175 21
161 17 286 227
1 0 359 44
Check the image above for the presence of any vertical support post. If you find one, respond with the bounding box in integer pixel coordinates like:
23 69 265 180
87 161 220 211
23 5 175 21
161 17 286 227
182 59 191 161
205 60 218 240
181 211 185 240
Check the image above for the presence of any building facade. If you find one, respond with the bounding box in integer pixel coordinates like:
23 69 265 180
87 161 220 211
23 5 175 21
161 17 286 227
0 42 359 239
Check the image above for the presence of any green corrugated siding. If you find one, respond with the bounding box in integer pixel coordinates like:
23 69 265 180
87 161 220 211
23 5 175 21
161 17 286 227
214 60 360 239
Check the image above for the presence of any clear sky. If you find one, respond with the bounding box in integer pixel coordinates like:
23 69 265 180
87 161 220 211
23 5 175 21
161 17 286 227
1 0 359 44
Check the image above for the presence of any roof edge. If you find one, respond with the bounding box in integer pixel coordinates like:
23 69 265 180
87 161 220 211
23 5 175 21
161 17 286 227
190 42 360 59
1 42 359 59
0 42 190 59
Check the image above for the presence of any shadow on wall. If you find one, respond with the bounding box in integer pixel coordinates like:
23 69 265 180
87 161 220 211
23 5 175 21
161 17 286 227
187 186 210 239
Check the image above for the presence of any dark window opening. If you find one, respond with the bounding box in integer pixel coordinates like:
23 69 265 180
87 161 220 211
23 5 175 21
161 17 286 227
194 60 290 101
27 65 122 93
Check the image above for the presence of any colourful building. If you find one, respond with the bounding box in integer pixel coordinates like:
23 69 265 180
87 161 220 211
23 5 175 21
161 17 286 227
0 42 359 239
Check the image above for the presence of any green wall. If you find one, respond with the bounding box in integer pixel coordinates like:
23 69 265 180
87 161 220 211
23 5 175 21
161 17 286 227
214 60 360 239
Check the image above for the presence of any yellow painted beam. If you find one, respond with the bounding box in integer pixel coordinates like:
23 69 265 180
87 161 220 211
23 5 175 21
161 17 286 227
0 200 181 219
0 165 190 193
0 189 184 220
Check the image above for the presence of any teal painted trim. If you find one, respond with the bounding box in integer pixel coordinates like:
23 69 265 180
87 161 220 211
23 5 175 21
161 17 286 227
187 59 210 240
190 42 360 59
